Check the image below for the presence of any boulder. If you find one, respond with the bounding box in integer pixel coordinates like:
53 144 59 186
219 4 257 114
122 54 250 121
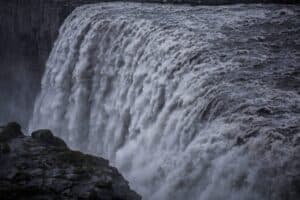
31 129 67 149
0 123 141 200
0 122 23 142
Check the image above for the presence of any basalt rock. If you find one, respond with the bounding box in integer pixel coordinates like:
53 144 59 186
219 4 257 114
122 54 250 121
0 122 141 200
31 129 68 149
0 122 23 142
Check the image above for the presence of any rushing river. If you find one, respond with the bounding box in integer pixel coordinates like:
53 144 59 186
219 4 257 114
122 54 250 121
30 3 300 200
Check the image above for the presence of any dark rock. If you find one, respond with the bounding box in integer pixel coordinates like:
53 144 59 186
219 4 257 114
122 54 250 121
31 129 53 139
292 178 300 195
0 142 10 154
56 150 108 167
6 122 22 132
31 129 67 149
0 123 141 200
0 122 23 141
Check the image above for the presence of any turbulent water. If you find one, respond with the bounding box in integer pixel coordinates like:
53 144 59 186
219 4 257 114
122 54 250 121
30 3 300 200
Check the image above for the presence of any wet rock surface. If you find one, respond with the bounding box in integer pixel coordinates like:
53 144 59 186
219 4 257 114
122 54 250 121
0 122 141 200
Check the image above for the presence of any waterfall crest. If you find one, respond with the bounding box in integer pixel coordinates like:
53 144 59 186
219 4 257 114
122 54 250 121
30 3 300 200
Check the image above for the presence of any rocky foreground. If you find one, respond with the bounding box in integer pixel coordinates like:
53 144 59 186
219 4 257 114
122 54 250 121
0 122 141 200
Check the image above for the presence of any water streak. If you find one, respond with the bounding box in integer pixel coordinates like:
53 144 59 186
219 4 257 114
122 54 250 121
30 3 300 200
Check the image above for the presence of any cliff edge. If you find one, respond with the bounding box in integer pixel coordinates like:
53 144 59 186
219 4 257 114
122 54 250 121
0 122 141 200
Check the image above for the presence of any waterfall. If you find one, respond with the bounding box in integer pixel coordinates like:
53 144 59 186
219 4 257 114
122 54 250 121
30 3 300 200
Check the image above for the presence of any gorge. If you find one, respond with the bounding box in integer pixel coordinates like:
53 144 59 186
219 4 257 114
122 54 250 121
1 1 300 200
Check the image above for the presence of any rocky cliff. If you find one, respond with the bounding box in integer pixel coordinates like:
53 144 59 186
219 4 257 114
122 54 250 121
0 122 141 200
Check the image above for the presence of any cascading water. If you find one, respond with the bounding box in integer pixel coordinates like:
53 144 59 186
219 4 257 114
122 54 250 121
30 3 300 200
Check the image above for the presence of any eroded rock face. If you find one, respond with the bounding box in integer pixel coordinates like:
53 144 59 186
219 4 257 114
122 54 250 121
0 122 141 200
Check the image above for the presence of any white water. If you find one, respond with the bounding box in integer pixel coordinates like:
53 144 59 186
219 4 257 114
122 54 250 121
30 3 300 200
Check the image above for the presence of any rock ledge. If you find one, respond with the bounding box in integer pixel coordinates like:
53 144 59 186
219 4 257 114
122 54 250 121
0 122 141 200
